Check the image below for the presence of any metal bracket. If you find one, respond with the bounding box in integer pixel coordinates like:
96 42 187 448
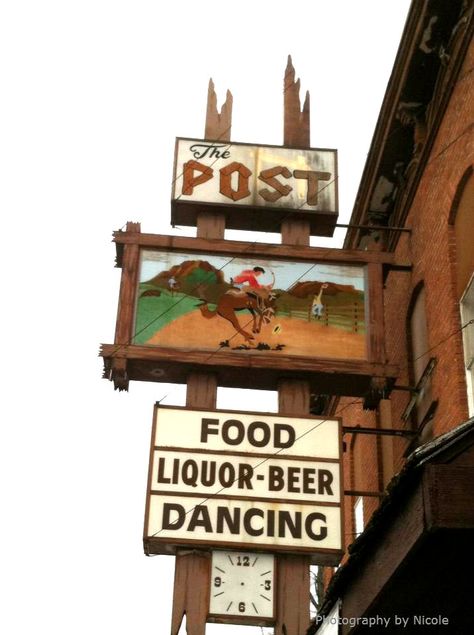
343 425 416 438
402 357 437 422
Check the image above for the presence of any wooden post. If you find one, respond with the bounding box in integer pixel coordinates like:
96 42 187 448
282 56 310 247
275 56 310 635
112 221 141 390
275 379 311 635
281 217 310 247
196 79 233 240
170 372 217 635
366 262 385 364
171 550 211 635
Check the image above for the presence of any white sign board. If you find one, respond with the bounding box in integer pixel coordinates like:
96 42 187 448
144 407 343 562
171 138 338 235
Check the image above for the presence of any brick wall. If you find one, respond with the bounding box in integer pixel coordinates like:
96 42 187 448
323 38 474 590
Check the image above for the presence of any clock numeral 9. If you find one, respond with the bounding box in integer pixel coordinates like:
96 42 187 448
214 576 222 587
264 580 271 591
238 602 246 613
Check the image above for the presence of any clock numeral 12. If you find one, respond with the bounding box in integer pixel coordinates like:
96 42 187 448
236 556 250 566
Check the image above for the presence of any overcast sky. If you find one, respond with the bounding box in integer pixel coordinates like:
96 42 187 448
1 1 411 633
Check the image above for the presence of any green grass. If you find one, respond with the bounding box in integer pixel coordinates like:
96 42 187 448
134 290 210 345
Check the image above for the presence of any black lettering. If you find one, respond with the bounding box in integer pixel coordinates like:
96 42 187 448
201 460 216 486
216 506 241 534
172 458 179 484
274 424 295 449
248 421 271 447
162 503 185 530
318 469 334 495
267 509 275 537
243 508 264 536
189 143 230 160
181 460 198 487
219 462 236 487
278 511 302 538
305 513 328 541
188 505 212 532
288 466 300 493
222 419 245 445
302 468 316 494
156 457 171 484
201 418 219 443
238 464 254 490
268 465 284 491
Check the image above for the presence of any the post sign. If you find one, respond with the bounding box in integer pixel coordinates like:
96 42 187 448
171 138 338 235
144 406 344 564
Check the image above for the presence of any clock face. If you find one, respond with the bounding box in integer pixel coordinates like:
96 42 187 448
209 550 275 621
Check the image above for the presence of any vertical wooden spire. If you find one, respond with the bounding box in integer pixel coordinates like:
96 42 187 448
205 78 233 141
282 56 311 245
284 55 310 148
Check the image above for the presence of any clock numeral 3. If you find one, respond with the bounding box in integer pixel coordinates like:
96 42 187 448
264 580 271 591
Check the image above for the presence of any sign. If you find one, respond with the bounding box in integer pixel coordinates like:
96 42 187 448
135 248 367 360
101 228 399 399
171 138 338 235
144 406 344 563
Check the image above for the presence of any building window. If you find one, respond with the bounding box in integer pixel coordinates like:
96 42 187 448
406 284 435 438
451 167 474 415
354 497 364 537
460 276 474 416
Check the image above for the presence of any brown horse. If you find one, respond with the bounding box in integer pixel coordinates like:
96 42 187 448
198 288 278 342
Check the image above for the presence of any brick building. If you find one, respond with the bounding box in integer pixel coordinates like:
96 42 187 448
311 1 474 632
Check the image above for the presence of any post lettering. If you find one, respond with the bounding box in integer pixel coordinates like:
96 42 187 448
182 160 213 195
219 161 251 201
258 166 292 202
293 169 331 205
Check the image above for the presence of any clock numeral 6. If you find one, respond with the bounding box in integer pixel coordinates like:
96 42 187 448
264 580 271 591
214 576 222 587
238 602 246 613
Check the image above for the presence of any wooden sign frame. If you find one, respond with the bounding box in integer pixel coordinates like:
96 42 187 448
143 405 345 565
171 137 339 237
100 226 399 403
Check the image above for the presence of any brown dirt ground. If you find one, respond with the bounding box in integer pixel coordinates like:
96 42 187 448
146 308 366 359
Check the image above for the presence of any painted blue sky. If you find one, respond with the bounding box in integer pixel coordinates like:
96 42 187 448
140 249 365 291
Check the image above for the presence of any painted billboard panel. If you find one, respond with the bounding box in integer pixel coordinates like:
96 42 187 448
134 249 367 360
